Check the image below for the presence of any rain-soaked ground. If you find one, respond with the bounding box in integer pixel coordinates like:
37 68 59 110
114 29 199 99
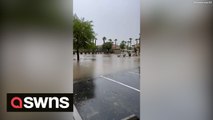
73 54 140 120
73 54 140 81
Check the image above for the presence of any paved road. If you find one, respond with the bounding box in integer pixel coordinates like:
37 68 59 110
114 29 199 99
74 68 140 120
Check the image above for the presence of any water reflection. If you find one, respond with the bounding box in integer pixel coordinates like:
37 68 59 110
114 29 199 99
73 54 140 119
74 74 140 120
73 54 140 81
74 80 95 103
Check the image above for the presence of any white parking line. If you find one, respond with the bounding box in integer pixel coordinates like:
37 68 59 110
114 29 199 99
128 72 140 76
73 105 83 120
100 76 140 92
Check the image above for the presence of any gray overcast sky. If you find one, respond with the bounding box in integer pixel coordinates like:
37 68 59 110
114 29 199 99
74 0 140 45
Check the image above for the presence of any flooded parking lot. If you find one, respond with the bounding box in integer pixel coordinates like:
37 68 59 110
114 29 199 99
74 68 140 120
73 54 140 81
73 54 140 120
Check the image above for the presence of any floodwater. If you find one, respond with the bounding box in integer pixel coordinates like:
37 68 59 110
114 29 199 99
73 54 140 81
74 68 140 120
73 54 140 120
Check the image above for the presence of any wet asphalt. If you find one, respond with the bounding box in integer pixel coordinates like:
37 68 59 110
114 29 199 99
74 68 140 120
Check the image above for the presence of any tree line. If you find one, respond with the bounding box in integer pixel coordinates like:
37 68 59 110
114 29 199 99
74 15 140 61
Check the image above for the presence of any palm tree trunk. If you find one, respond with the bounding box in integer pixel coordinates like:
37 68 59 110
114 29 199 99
77 49 80 61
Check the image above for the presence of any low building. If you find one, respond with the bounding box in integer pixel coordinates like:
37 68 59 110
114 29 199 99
112 44 121 54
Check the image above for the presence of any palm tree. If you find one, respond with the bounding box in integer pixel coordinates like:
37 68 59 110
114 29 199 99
120 40 126 50
127 41 130 49
114 39 117 48
135 39 138 45
123 41 127 49
121 40 125 44
125 41 128 48
129 38 132 49
103 37 106 44
109 39 112 43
